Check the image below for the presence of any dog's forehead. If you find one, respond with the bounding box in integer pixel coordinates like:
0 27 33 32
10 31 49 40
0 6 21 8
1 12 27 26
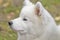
20 5 35 17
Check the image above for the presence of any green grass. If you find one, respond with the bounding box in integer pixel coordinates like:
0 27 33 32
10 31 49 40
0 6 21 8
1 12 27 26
0 22 17 40
0 0 60 40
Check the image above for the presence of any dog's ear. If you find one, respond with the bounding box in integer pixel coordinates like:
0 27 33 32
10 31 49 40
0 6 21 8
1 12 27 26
35 2 43 16
23 0 33 6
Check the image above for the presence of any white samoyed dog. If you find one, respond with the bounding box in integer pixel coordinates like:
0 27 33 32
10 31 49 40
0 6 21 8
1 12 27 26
8 0 60 40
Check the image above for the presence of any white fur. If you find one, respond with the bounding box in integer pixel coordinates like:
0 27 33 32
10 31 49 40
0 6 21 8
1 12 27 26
9 0 60 40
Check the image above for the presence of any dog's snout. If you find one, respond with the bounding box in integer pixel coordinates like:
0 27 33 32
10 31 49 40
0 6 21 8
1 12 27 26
8 21 13 26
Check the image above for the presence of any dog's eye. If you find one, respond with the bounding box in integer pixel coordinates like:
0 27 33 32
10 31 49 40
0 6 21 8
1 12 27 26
23 18 27 21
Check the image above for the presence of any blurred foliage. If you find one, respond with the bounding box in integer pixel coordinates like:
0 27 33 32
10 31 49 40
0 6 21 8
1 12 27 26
0 0 60 40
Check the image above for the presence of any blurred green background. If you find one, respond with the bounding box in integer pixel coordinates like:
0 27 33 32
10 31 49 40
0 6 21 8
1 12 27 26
0 0 60 40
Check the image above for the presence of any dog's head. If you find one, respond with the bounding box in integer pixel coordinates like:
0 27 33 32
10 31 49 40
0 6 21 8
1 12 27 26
8 0 44 34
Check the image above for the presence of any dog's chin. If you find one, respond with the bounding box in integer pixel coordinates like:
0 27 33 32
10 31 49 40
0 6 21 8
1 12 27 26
14 30 27 34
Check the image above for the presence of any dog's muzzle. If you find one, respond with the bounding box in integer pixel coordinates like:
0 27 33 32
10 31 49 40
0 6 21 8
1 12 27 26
8 21 13 26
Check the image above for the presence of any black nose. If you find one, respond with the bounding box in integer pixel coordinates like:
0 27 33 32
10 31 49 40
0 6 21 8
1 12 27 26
8 21 13 26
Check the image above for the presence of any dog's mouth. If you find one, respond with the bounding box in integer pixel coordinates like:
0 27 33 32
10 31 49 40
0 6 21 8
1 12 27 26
8 23 25 33
9 26 25 33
